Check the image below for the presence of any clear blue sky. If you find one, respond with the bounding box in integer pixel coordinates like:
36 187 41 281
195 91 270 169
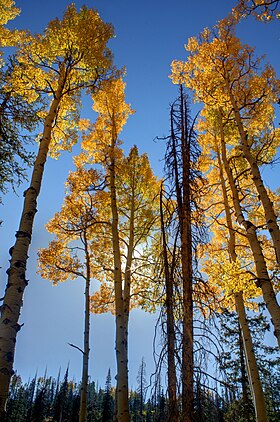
0 0 279 389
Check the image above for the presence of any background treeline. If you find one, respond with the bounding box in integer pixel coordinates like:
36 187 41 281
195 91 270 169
4 305 280 422
4 352 279 422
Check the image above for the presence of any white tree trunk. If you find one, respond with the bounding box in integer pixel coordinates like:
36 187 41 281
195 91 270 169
109 124 129 422
0 69 66 415
228 84 280 266
218 148 267 421
219 120 280 348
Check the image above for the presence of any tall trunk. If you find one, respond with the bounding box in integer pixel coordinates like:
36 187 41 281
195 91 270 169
176 87 193 422
217 147 268 421
219 117 280 348
181 226 193 422
79 234 91 422
109 118 129 422
123 180 135 381
181 95 193 422
0 66 66 416
160 184 178 422
235 292 267 422
227 82 280 266
219 152 251 418
238 324 251 422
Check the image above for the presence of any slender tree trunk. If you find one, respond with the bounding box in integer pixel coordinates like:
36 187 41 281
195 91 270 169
0 67 66 416
235 292 267 422
181 232 193 422
160 184 178 422
237 324 251 422
122 182 135 393
171 87 193 421
227 83 280 266
219 154 251 419
218 147 268 421
181 91 194 422
79 234 91 422
219 117 280 348
109 120 129 422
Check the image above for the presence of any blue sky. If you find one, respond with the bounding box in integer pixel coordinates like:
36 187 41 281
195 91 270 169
0 0 279 389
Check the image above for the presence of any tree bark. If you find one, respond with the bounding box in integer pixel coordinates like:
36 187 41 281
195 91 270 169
218 147 268 421
0 66 66 416
109 119 129 422
219 117 280 348
235 292 267 422
172 87 193 422
181 99 193 422
237 324 251 422
160 184 178 422
227 82 280 267
79 234 91 422
123 179 135 380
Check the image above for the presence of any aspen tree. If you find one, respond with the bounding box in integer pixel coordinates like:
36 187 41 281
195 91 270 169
199 127 269 420
82 78 133 421
219 120 280 348
0 5 113 414
81 80 160 419
38 167 106 422
199 109 280 347
170 18 280 347
171 18 280 268
216 144 267 422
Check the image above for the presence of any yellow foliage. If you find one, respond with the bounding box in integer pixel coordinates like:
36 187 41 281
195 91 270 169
82 78 134 163
90 283 115 314
5 4 114 156
0 0 27 76
38 139 161 315
79 118 91 131
232 0 280 21
38 240 82 285
170 18 280 143
0 0 19 26
202 247 261 311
